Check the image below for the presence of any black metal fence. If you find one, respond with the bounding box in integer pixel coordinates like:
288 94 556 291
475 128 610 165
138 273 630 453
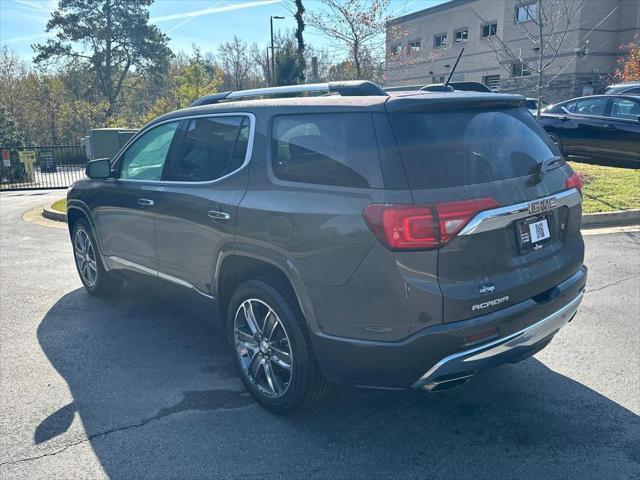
0 145 88 190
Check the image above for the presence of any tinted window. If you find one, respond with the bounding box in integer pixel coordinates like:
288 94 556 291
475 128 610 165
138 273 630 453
610 98 640 120
625 87 640 94
271 114 383 188
574 97 608 116
168 116 249 182
546 100 575 114
120 122 179 180
389 108 558 189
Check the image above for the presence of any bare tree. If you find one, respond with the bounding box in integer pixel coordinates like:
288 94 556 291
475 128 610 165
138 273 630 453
306 0 389 80
218 36 252 90
470 0 596 117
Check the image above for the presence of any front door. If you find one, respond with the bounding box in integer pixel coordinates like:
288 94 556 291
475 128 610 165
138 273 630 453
96 120 181 274
154 114 253 296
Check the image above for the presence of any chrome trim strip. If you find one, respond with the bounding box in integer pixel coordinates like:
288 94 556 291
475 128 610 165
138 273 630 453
412 290 584 390
108 256 214 299
111 112 256 186
459 188 581 236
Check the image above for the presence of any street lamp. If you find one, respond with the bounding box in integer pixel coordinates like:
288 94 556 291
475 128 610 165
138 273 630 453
270 15 285 86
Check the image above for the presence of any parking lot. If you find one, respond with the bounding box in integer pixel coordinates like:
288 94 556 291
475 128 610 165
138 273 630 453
0 191 639 480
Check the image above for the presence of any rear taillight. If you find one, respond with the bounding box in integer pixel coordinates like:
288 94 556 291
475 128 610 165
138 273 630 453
363 198 499 251
565 172 582 193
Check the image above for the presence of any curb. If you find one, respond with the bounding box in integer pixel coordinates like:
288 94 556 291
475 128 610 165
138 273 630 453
582 209 640 227
42 205 67 223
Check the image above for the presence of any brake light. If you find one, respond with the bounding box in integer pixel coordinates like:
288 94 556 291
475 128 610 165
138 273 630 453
565 172 582 193
363 198 499 251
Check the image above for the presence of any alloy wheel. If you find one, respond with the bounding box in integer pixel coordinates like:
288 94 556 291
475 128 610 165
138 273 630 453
74 228 98 287
234 298 293 398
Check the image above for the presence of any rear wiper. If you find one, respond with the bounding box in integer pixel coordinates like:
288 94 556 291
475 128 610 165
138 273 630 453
531 155 564 184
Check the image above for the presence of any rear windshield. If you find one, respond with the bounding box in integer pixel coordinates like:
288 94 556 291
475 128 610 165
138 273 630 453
389 107 558 189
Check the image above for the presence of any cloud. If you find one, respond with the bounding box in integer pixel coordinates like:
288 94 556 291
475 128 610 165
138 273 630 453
13 0 56 13
151 0 282 24
4 33 50 44
166 0 225 33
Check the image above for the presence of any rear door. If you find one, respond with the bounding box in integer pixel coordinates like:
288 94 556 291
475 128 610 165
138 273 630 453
605 96 640 163
388 100 584 323
569 96 612 159
154 113 253 296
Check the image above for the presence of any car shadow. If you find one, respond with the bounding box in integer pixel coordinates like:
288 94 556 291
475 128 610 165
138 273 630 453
37 284 639 479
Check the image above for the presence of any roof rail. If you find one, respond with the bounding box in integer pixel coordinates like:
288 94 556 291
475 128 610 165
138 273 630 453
385 81 492 94
190 80 387 107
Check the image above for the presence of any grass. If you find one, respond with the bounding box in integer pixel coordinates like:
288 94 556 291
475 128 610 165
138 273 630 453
51 198 67 213
569 161 640 213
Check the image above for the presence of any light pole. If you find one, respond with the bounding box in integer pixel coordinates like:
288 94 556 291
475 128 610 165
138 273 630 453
270 15 285 86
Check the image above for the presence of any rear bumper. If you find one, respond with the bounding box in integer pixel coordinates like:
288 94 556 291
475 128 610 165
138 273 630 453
412 290 583 390
310 266 587 389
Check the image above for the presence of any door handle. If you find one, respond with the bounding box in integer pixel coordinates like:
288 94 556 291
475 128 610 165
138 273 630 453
602 124 615 129
559 116 569 121
208 210 231 221
137 198 154 207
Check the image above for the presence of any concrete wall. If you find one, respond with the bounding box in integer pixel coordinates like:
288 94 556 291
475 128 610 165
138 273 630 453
385 0 640 103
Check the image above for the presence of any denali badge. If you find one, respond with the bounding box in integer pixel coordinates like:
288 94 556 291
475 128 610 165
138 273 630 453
528 197 556 214
472 296 509 311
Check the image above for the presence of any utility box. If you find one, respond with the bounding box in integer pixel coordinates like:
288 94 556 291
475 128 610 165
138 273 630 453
87 128 138 161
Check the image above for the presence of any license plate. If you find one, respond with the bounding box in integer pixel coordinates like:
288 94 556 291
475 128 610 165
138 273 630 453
529 219 550 243
517 216 551 251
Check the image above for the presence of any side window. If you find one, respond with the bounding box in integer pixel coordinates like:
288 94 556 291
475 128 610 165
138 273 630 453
610 98 640 120
574 97 608 116
548 100 576 114
167 116 249 182
271 113 383 189
119 122 179 180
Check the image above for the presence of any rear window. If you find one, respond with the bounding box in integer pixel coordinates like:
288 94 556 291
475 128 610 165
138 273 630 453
389 107 558 189
271 113 383 188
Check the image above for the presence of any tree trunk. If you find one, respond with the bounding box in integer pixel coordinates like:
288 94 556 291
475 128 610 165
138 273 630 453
536 0 544 118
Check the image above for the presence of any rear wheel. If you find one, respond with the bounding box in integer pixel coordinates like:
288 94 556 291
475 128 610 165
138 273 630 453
72 219 122 296
227 278 331 414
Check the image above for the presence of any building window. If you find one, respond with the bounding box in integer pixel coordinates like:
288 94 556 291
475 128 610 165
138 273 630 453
482 74 501 90
432 75 446 83
390 44 401 56
515 3 537 23
482 22 497 38
455 28 468 43
434 33 447 48
407 40 421 53
512 62 532 77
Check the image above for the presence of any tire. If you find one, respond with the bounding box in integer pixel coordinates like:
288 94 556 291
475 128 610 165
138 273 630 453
227 277 331 414
72 218 122 296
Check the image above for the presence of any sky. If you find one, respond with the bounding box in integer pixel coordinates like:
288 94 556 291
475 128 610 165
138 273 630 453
0 0 446 61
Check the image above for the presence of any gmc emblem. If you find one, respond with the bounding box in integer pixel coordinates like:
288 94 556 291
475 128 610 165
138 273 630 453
528 197 556 214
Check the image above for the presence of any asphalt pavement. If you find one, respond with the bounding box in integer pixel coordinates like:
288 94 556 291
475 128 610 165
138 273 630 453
0 190 639 480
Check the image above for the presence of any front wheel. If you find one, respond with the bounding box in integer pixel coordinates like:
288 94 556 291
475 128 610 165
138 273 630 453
227 278 331 414
72 219 122 296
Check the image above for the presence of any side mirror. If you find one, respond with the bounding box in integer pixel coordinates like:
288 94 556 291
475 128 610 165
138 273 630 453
86 158 111 179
